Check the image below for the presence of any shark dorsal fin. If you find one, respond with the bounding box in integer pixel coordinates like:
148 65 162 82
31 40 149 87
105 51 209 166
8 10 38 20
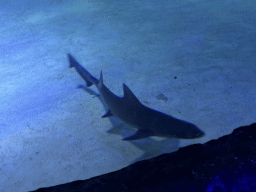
123 83 141 105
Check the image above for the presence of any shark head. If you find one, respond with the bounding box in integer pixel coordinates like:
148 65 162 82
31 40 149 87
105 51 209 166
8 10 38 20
161 119 205 139
140 106 205 140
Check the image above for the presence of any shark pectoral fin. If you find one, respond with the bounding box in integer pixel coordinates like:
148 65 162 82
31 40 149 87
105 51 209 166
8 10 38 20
123 130 153 141
101 110 113 118
92 94 100 98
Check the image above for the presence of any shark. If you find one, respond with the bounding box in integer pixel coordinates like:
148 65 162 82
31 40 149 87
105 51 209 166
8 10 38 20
68 54 205 140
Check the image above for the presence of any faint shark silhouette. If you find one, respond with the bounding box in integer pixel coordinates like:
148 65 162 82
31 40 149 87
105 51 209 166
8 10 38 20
68 54 205 140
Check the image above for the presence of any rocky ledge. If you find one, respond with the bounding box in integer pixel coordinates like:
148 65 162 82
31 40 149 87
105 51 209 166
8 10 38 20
32 123 256 192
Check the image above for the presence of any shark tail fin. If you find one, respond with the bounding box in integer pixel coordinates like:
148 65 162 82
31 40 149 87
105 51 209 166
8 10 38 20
68 54 98 87
68 53 80 69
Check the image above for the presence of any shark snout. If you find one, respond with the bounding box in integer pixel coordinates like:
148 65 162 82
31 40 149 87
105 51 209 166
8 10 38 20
179 123 205 139
188 129 205 139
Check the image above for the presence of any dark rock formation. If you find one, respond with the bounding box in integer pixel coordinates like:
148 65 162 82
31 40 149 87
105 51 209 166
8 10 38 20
32 123 256 192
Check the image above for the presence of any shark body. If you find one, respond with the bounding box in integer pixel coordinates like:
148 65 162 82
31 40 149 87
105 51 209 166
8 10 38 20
68 54 205 140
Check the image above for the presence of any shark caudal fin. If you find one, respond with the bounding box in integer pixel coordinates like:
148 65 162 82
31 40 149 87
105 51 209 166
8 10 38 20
68 54 98 87
68 54 77 68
